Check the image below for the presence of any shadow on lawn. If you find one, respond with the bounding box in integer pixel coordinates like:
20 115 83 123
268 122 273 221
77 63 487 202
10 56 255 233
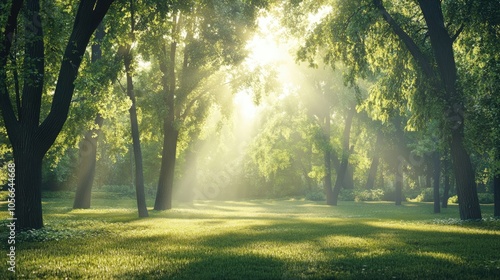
107 218 499 280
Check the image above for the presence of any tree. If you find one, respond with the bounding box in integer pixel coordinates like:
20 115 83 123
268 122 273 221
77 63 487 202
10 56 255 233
151 0 263 210
73 24 106 209
118 0 148 217
0 0 114 230
288 0 485 219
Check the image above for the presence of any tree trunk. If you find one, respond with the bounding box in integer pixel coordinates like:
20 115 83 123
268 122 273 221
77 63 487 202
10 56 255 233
394 169 403 206
73 115 102 209
73 24 105 209
442 152 451 208
322 108 334 205
155 123 179 210
155 36 178 210
365 132 381 190
494 150 500 217
449 132 481 219
418 0 481 220
331 108 355 206
426 156 432 188
123 47 148 217
324 149 334 205
433 151 441 213
15 148 44 231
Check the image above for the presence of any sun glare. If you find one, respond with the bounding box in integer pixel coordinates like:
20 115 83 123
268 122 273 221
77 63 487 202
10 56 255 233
233 90 258 120
244 14 285 69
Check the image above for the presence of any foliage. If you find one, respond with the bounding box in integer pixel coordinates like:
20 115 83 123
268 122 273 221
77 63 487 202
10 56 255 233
354 189 385 202
305 190 325 201
409 188 437 203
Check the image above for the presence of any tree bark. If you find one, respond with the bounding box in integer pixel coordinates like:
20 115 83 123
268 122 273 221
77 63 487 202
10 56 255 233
155 36 178 210
73 24 105 209
155 122 179 210
14 145 43 230
121 0 148 217
73 114 102 209
494 149 500 217
123 47 148 217
433 151 441 213
330 108 355 206
442 151 451 208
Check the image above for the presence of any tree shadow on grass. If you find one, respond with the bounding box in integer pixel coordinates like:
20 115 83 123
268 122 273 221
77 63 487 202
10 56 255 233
104 219 500 279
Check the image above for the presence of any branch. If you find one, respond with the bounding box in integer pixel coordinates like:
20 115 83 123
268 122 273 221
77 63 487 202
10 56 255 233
0 0 23 139
37 0 115 154
372 0 435 79
451 24 464 42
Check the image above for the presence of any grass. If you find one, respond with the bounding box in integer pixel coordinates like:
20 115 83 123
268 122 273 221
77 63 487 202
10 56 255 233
1 193 500 279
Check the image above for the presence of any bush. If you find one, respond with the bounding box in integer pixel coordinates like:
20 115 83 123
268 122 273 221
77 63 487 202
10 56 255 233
445 193 493 205
339 189 355 201
411 188 435 202
41 191 75 199
354 189 385 202
305 191 325 201
477 193 494 204
95 185 136 199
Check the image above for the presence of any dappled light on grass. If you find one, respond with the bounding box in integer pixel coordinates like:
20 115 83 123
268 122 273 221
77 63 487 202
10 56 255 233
1 197 499 279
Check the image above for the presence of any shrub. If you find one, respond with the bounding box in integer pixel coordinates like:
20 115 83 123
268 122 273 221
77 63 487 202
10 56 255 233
354 189 385 202
410 188 435 202
339 189 355 201
445 193 493 205
305 191 325 201
448 195 458 204
95 185 136 198
477 193 494 204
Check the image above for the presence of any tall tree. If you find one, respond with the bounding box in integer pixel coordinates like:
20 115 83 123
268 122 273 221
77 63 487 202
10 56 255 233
73 24 105 209
152 0 262 210
0 0 114 230
119 0 148 217
288 0 485 219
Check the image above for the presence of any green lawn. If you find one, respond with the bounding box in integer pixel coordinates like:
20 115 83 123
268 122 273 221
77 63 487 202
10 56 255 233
1 193 500 279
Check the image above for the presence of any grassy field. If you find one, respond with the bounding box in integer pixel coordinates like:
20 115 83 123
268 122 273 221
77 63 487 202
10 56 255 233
1 193 500 279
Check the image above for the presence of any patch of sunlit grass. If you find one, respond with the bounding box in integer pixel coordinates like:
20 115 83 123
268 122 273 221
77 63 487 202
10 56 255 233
0 195 499 279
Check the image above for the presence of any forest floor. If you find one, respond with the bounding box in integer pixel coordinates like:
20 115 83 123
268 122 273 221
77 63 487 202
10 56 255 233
1 192 500 279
